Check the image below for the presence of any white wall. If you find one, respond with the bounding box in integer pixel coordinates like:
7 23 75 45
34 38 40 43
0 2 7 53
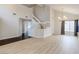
49 7 54 35
0 4 33 40
44 7 55 37
53 10 61 35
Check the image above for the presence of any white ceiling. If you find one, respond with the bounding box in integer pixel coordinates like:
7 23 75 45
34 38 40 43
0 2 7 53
23 4 79 15
50 4 79 15
22 4 45 8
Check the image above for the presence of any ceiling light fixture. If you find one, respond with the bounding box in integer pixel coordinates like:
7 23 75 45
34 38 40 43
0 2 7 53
58 8 68 20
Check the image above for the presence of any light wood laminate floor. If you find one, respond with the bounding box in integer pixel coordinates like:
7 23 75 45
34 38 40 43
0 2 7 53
0 35 79 54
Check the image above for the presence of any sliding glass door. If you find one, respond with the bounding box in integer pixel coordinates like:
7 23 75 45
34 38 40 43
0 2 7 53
65 21 75 36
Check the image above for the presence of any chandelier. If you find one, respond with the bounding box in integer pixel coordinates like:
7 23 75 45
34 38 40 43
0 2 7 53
58 8 68 20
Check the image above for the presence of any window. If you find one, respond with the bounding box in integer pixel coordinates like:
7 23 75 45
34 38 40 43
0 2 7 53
65 21 74 32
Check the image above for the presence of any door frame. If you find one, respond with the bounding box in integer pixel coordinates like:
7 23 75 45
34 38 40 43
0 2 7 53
19 18 32 39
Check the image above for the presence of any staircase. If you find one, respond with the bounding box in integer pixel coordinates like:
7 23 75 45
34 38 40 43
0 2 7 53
31 15 50 38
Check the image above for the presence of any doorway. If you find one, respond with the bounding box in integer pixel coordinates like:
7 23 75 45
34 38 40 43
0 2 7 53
19 19 32 39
